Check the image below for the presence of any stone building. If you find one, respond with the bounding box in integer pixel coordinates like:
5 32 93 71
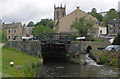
108 18 120 36
54 5 99 35
3 22 23 41
23 27 35 37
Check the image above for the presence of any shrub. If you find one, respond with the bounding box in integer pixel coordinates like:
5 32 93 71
112 33 120 45
100 56 109 64
0 30 6 43
108 58 118 66
22 65 36 77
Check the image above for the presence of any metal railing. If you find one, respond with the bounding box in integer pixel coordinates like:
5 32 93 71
33 33 74 42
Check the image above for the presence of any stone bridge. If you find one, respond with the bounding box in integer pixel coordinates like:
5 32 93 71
5 41 110 60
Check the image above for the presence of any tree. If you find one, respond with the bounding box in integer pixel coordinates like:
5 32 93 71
23 24 26 27
118 12 120 18
27 21 34 27
112 33 120 45
92 8 97 13
32 25 56 36
118 12 120 15
103 9 118 27
88 8 103 22
70 16 95 37
35 19 54 29
0 30 6 43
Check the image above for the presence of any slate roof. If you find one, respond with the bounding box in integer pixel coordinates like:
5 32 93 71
108 18 120 24
3 22 22 29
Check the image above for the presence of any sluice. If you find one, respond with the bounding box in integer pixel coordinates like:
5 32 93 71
42 44 67 61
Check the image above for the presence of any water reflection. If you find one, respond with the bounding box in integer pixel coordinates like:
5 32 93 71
36 57 118 77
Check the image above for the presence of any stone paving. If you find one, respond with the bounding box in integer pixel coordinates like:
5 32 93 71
0 43 4 48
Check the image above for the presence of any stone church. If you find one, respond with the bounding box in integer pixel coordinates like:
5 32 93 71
54 5 99 34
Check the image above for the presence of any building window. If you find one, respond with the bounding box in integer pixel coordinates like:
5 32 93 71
110 25 113 28
100 30 102 34
95 22 97 24
113 29 115 33
13 36 15 40
114 24 115 27
8 36 10 39
32 28 34 30
8 30 10 33
110 30 113 33
110 29 115 34
14 30 16 33
14 36 17 40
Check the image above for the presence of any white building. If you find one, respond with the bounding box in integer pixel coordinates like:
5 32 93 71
98 22 107 35
118 1 120 12
99 26 107 35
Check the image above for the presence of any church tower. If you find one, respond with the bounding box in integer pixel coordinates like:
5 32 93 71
54 4 66 32
54 4 66 21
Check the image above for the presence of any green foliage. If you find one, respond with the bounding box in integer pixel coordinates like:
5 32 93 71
108 58 118 66
88 8 103 21
32 25 56 36
0 30 6 43
90 37 102 42
71 16 95 37
66 53 70 57
103 8 118 27
27 21 34 27
35 19 54 29
100 56 109 64
94 50 119 67
22 64 36 77
112 33 120 45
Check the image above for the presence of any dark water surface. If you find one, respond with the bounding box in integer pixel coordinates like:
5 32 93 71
35 54 119 77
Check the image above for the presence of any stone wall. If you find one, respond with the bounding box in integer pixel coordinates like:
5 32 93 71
5 41 110 61
5 41 42 58
66 41 111 63
66 41 110 53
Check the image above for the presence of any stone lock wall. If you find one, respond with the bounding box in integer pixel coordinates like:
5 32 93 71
5 41 110 60
5 41 42 58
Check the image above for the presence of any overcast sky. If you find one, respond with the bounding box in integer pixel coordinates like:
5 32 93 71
0 0 119 25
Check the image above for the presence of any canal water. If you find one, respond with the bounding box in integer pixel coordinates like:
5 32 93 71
35 54 119 77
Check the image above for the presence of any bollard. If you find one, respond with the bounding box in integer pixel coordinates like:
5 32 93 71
10 62 14 66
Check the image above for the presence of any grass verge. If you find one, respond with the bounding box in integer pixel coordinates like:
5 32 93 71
2 46 43 77
0 46 2 78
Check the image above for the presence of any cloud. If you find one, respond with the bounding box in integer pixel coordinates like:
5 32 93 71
0 0 119 24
